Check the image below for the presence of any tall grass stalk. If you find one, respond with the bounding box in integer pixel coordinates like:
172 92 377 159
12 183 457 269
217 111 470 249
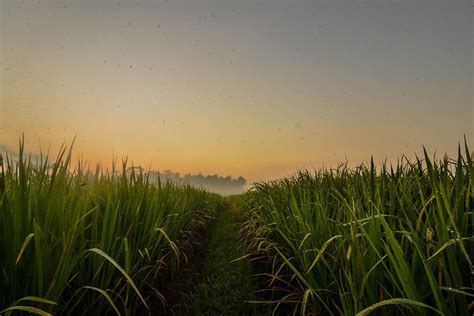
0 138 221 314
240 141 473 315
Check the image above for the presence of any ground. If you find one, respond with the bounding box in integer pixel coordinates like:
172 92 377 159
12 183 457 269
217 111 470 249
166 203 259 315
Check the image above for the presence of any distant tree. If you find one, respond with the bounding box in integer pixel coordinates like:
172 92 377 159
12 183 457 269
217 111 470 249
141 169 247 195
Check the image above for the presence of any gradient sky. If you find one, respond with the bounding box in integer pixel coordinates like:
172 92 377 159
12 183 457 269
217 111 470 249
1 0 473 182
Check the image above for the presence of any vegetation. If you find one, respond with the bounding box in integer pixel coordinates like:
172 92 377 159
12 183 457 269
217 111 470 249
1 138 472 315
0 138 222 315
237 140 473 315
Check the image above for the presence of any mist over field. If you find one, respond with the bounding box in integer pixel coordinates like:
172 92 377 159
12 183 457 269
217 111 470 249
134 167 247 195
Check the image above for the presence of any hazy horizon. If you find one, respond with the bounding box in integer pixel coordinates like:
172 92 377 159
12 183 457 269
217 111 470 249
1 0 473 183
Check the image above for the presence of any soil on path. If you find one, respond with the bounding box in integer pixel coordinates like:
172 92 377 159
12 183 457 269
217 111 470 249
191 205 257 315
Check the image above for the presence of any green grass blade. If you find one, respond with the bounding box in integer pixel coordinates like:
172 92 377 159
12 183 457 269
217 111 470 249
356 298 445 316
15 233 35 265
87 248 148 309
0 305 52 315
81 286 121 316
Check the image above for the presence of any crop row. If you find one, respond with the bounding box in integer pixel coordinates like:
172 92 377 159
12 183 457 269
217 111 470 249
238 141 473 315
0 139 222 315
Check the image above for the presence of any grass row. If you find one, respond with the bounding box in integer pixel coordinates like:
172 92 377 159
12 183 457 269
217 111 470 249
2 137 472 315
237 141 473 315
0 138 222 315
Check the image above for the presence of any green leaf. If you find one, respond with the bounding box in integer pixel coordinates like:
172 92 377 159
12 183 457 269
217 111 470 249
81 286 121 316
87 248 148 309
16 233 35 265
0 305 52 315
356 298 444 316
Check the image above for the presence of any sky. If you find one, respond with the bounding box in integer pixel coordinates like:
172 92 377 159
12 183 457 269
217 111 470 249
1 0 473 183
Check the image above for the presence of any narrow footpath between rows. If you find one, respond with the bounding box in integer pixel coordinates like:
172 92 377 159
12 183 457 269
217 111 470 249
190 205 257 315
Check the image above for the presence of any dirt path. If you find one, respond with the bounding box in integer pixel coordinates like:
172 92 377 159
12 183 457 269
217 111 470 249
190 203 257 315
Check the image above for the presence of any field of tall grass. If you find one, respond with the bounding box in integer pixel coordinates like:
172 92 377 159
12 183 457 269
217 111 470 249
1 138 472 315
0 139 222 315
238 141 473 315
